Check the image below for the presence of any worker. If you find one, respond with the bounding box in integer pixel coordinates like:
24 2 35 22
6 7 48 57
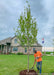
32 50 43 75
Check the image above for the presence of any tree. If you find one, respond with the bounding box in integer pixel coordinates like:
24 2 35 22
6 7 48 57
52 27 54 55
15 1 38 72
52 39 54 55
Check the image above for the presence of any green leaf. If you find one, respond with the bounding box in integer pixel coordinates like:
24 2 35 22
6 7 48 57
14 1 38 47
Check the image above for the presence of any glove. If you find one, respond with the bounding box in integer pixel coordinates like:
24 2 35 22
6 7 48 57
31 67 34 69
36 57 40 59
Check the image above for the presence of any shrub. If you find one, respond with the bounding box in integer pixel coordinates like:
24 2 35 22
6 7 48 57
42 52 54 54
9 53 16 55
17 52 24 55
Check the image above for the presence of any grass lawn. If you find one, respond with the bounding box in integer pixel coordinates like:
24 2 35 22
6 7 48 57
0 55 54 75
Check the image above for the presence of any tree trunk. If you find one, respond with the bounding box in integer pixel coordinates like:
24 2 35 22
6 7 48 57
27 47 29 72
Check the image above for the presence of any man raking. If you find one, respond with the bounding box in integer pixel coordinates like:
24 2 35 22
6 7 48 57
32 50 43 75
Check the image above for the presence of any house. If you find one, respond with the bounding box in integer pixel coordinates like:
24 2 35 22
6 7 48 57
42 47 54 52
0 36 42 54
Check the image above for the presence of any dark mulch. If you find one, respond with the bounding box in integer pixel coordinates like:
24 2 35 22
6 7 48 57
19 70 38 75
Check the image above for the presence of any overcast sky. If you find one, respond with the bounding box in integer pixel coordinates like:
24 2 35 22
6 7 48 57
0 0 54 47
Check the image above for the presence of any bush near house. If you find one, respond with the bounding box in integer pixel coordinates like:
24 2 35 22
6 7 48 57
3 52 10 55
9 53 16 55
17 52 24 55
42 52 54 54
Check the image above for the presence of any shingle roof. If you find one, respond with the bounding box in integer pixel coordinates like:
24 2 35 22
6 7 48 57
0 37 12 45
37 42 42 47
0 36 42 47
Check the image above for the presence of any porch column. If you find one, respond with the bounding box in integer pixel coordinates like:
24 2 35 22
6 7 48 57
6 46 7 54
3 45 4 53
4 45 6 53
11 46 13 53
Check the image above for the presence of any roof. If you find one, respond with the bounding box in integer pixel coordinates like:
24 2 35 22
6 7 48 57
0 36 42 47
37 42 42 47
0 37 12 45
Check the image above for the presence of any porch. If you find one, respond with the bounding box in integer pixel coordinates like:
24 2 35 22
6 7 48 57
0 43 11 54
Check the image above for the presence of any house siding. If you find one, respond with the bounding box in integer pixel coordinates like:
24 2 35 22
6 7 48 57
0 36 42 54
11 46 42 54
11 37 20 46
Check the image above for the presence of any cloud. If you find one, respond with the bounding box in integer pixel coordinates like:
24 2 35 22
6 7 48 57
39 0 54 46
42 0 54 28
0 0 24 39
0 0 54 46
45 31 51 36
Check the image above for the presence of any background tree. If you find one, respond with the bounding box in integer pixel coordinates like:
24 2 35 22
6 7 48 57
52 27 54 55
52 39 54 55
15 1 38 72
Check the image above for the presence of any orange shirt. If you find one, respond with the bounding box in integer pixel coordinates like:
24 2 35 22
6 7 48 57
34 51 42 62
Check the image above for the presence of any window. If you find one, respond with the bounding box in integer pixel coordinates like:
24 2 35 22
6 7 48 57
25 48 27 53
33 48 35 52
14 39 17 44
13 47 18 51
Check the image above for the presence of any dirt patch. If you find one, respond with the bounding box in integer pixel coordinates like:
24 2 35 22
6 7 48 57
19 70 38 75
52 73 54 75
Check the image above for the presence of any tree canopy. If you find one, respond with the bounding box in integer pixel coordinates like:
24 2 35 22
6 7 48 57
15 1 38 47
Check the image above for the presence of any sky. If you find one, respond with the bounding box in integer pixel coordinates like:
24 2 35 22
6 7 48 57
0 0 54 47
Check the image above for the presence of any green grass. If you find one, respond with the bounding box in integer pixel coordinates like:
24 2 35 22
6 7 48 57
0 55 54 75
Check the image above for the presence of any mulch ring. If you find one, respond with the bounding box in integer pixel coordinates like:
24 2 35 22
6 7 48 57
19 70 38 75
52 73 54 75
51 71 54 75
